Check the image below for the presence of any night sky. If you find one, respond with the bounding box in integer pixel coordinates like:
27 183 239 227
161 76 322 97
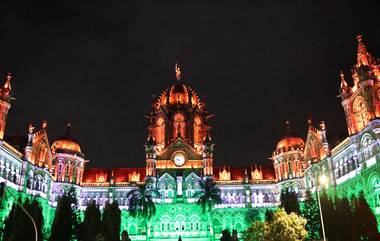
0 1 379 168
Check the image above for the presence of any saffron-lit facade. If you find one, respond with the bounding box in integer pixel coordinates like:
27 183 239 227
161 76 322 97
0 35 380 240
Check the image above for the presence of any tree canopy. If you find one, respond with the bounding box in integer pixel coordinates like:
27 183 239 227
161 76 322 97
49 187 79 241
197 177 222 213
101 201 121 241
127 178 158 220
280 189 300 215
2 198 44 241
243 209 307 241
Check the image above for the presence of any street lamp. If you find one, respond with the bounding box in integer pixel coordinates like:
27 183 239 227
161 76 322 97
316 174 328 241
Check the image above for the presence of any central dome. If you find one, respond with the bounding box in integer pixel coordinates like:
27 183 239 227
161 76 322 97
153 63 202 109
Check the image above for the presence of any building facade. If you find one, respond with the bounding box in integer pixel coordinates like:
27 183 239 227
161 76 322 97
0 35 380 240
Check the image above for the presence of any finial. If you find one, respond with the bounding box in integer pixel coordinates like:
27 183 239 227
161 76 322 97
307 116 313 127
42 120 48 129
319 121 326 130
175 62 181 80
3 72 11 90
28 123 35 134
285 120 291 134
356 34 363 43
340 70 349 90
351 68 359 85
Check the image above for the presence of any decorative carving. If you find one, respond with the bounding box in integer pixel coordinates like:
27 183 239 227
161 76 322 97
219 166 231 181
129 171 140 182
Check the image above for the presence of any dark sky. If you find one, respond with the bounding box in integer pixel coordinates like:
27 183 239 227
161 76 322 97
0 0 379 168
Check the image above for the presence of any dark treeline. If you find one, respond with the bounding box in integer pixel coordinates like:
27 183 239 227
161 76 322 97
280 189 380 241
48 187 125 241
1 198 44 241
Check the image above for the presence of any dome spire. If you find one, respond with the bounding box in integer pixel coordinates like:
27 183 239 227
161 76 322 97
285 120 291 134
66 122 71 136
175 62 181 81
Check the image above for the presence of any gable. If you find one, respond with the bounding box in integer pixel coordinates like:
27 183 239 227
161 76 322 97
156 138 202 160
304 127 323 162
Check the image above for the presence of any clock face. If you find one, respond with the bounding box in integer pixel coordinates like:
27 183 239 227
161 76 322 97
173 152 186 166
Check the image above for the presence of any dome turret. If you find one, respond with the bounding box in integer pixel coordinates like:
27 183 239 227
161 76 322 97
51 123 83 157
275 121 304 152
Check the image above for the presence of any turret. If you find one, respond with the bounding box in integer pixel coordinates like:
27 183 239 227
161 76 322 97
145 135 156 177
0 73 12 140
203 134 214 176
51 123 86 185
340 35 380 135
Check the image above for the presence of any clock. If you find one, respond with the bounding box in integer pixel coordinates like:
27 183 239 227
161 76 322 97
173 152 186 166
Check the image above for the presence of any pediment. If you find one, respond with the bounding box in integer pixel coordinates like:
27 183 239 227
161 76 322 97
156 138 202 160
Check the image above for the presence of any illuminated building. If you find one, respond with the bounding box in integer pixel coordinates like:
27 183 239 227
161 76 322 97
0 64 277 241
0 35 380 240
303 35 380 228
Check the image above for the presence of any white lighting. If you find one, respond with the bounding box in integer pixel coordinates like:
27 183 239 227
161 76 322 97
319 174 328 186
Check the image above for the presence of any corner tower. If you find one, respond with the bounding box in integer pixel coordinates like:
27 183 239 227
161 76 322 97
272 121 305 193
0 73 12 140
51 123 86 185
340 35 380 135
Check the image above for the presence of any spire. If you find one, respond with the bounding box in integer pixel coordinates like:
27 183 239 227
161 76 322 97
42 120 48 129
285 120 291 134
356 35 374 67
66 122 71 136
307 116 313 127
340 71 349 90
175 62 181 80
3 73 11 90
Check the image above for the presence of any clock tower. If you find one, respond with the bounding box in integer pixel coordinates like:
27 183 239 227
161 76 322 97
145 64 214 199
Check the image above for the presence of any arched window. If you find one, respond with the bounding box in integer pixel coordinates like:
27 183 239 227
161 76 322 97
155 117 165 145
193 116 203 144
173 113 186 139
360 133 374 160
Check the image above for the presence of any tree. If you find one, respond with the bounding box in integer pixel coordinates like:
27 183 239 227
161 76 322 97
319 191 337 241
353 192 380 241
50 187 79 241
101 201 121 241
335 196 358 241
280 189 300 215
127 178 158 220
243 221 267 241
2 201 19 241
220 229 232 241
29 199 44 241
243 209 307 241
265 209 274 223
246 208 264 223
2 198 44 241
121 231 131 241
266 209 307 241
197 177 222 213
80 200 101 241
301 190 321 240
